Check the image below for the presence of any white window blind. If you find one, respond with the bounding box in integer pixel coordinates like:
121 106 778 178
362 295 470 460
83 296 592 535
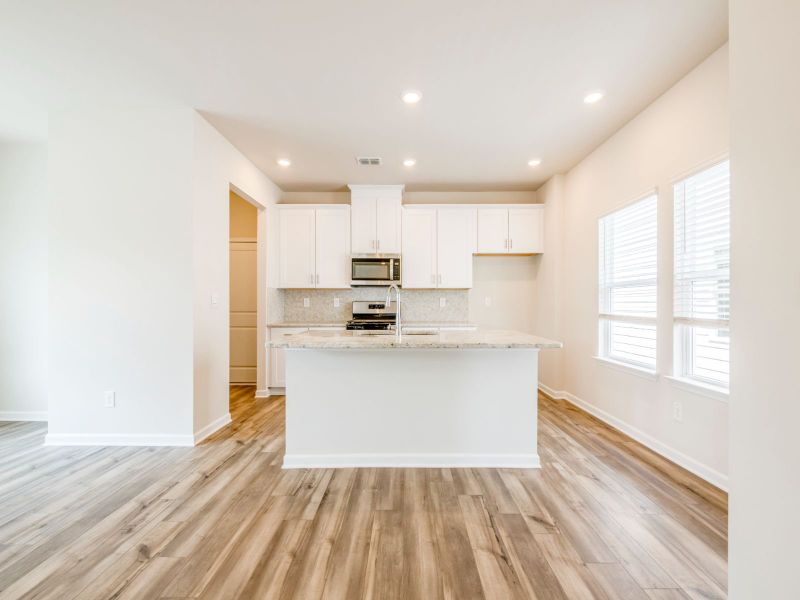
598 194 658 369
674 159 730 388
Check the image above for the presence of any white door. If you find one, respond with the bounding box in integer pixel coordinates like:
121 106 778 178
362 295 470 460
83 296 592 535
315 208 351 288
401 209 437 288
269 327 307 388
230 240 257 383
279 209 316 288
508 208 544 253
350 197 376 254
437 209 473 288
375 196 401 253
477 209 509 253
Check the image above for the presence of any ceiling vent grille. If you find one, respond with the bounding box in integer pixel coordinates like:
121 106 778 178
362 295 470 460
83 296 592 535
356 156 382 166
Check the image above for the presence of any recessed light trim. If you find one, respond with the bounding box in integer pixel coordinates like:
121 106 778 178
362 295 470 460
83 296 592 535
277 158 291 167
583 90 604 104
403 158 416 167
527 159 542 167
402 90 422 104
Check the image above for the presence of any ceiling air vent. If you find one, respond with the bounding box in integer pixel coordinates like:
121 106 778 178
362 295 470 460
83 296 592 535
356 156 382 166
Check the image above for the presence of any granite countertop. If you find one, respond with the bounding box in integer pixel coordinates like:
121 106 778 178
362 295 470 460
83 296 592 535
268 321 477 328
269 329 562 350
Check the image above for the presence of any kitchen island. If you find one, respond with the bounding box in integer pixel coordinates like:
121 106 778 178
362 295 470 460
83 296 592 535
270 329 561 469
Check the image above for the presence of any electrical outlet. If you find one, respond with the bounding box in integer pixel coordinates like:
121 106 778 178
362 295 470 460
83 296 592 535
439 297 446 308
303 297 310 308
484 296 492 307
333 297 340 308
672 401 683 422
104 390 115 408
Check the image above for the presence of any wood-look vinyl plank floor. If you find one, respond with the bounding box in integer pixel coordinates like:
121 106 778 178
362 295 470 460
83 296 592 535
0 386 727 599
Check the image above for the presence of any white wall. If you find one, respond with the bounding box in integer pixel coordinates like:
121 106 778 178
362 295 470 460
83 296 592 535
536 45 730 488
46 107 279 444
729 1 800 596
191 112 280 434
0 143 48 420
469 257 538 333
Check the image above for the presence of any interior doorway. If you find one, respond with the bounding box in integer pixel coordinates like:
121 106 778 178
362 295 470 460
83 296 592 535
229 190 258 386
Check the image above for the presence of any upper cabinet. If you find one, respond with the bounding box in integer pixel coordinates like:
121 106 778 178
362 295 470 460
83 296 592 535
277 205 351 288
348 185 403 254
402 207 475 289
477 205 543 254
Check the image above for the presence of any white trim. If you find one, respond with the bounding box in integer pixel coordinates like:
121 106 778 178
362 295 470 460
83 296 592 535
593 356 659 381
665 376 729 402
44 433 195 447
269 387 286 396
538 384 728 491
255 389 271 398
193 413 232 444
283 453 540 469
0 411 48 422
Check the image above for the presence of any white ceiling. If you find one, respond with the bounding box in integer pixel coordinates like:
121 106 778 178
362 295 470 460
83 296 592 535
0 1 727 191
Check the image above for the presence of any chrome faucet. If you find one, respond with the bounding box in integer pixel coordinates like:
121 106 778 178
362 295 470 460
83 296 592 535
385 283 401 338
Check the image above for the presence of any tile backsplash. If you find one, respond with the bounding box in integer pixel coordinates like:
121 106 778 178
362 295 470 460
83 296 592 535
277 288 469 323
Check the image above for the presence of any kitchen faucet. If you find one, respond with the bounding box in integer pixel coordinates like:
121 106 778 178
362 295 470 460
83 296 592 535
385 283 401 338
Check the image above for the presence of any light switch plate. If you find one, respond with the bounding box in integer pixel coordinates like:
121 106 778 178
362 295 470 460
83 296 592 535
333 297 340 308
303 297 310 308
672 401 683 422
439 297 446 308
484 297 492 307
104 390 115 408
210 294 219 307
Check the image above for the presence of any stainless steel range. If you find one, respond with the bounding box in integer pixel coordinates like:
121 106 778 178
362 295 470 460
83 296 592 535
345 300 397 332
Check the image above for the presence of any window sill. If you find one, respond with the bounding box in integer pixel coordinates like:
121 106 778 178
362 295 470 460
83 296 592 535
593 356 658 381
665 376 729 402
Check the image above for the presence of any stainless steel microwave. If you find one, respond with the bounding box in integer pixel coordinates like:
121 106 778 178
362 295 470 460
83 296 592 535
351 255 401 287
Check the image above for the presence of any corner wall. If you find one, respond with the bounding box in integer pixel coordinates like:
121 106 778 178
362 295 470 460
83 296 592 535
0 142 48 420
729 1 800 595
536 45 730 488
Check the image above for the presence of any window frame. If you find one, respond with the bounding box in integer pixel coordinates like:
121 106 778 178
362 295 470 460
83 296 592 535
597 191 659 372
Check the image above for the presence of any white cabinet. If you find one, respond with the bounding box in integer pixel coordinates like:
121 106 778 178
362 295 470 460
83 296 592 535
269 327 307 388
477 206 543 254
278 205 350 288
402 207 474 289
315 208 351 288
278 208 315 288
348 185 403 254
401 208 437 288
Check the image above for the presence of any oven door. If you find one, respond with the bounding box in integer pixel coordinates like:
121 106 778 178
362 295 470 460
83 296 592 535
351 257 395 286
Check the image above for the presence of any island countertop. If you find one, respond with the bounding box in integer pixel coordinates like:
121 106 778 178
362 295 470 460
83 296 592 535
269 328 562 350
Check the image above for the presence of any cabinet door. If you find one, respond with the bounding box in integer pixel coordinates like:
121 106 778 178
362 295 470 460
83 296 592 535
508 207 544 253
350 197 376 254
401 209 437 288
477 209 509 253
269 328 307 388
437 209 473 288
279 209 316 288
315 208 351 288
375 196 402 253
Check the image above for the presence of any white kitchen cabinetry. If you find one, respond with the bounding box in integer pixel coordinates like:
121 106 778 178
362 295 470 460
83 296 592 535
277 205 350 288
402 207 474 288
477 205 543 254
348 185 403 254
269 327 307 388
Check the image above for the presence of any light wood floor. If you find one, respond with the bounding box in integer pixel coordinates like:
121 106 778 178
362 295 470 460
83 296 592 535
0 386 727 599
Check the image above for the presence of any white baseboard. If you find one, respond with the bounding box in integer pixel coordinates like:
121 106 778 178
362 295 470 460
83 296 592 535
44 433 195 447
0 411 48 422
538 384 728 491
255 389 271 398
282 453 541 469
193 413 232 444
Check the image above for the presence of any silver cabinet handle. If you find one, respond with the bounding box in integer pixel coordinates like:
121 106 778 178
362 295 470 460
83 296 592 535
504 239 508 249
510 238 513 249
315 273 319 284
377 239 380 250
310 273 314 285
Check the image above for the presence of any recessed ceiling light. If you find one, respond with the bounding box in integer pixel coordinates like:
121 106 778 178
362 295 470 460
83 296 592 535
527 159 542 167
403 158 416 167
277 158 291 167
583 90 604 104
402 90 422 104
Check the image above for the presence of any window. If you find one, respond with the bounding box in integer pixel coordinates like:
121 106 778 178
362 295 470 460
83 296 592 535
673 160 730 388
598 194 658 370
